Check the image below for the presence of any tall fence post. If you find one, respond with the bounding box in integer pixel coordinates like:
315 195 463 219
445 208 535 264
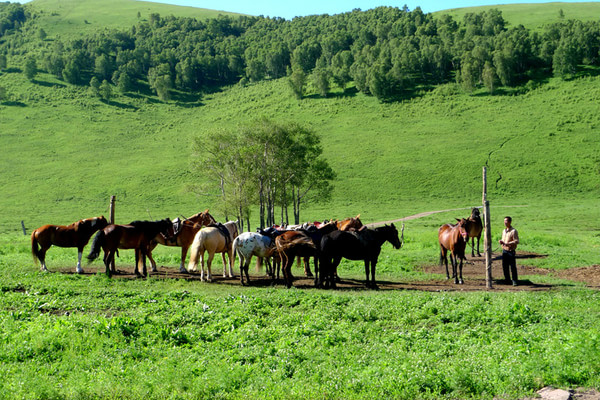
109 196 116 224
109 196 116 272
21 220 27 236
483 167 493 289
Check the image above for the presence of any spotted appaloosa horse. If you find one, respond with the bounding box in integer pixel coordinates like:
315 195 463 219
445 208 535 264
438 218 469 284
31 216 108 274
466 208 483 257
232 230 281 285
146 210 216 273
87 219 174 277
187 221 239 281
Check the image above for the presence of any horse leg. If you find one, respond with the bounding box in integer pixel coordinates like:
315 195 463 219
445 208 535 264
104 251 113 277
471 237 475 258
134 249 142 277
440 247 450 280
458 256 464 284
476 235 482 257
313 256 320 287
39 246 49 272
147 247 158 273
371 259 378 289
179 247 189 273
364 260 370 287
205 252 214 282
303 256 313 278
141 248 148 277
76 248 84 274
227 249 234 278
451 252 459 284
284 253 294 288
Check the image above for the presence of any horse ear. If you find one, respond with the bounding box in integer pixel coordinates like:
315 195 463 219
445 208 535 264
356 214 361 218
204 209 209 213
456 218 461 222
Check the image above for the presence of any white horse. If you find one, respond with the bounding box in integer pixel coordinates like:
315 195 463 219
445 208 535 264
233 231 278 285
187 221 239 281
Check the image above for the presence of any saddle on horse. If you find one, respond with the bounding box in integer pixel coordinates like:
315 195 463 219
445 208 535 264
209 223 232 247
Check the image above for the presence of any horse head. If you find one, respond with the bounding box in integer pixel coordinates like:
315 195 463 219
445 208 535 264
91 215 109 230
385 223 404 250
455 218 469 241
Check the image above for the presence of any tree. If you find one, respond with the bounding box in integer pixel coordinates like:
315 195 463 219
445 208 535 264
0 54 6 71
89 76 101 97
94 54 114 81
24 57 37 80
311 58 330 97
288 67 306 99
99 79 112 102
62 59 81 84
482 61 496 93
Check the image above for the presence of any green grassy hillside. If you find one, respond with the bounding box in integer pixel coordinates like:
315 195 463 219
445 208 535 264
434 2 600 29
26 0 243 38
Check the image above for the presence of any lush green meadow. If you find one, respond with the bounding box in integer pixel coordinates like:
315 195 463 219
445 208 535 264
1 1 600 398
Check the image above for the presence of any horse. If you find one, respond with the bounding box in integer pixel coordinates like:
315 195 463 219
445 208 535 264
438 218 469 284
187 221 239 281
320 223 404 289
87 218 174 277
146 209 216 273
329 214 364 280
31 215 108 274
466 207 483 257
295 221 339 287
336 214 363 231
275 230 317 288
232 229 283 285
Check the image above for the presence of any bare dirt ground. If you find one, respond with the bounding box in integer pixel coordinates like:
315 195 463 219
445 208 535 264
65 251 600 292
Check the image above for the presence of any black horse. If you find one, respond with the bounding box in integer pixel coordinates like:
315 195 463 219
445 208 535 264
319 223 404 288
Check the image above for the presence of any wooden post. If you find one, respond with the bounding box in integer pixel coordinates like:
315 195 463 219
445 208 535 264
483 167 493 289
109 196 116 272
109 196 116 224
21 220 27 236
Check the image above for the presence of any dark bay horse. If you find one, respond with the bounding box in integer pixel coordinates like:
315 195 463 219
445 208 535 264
146 210 216 273
466 207 483 257
31 216 108 274
438 218 469 284
87 218 174 277
320 223 404 289
275 229 318 288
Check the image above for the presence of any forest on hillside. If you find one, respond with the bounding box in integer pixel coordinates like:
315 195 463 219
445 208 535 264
1 2 599 101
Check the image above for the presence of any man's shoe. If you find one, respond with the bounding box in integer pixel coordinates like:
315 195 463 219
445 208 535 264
512 280 518 286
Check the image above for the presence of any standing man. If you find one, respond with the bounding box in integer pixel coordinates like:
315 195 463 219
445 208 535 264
499 216 520 286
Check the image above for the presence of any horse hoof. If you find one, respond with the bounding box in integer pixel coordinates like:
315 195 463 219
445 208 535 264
76 269 84 275
459 280 464 284
180 268 188 274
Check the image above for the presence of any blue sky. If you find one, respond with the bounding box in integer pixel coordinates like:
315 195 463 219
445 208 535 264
14 0 596 20
143 0 594 19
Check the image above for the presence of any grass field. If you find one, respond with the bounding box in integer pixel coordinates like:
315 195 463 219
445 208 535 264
1 1 600 398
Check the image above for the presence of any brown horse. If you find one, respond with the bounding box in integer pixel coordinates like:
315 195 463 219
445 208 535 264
336 214 363 231
438 218 469 284
31 216 108 274
87 219 174 277
146 210 216 273
187 221 239 281
466 207 483 257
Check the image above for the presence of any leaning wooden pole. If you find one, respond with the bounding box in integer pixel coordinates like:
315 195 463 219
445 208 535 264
483 167 493 289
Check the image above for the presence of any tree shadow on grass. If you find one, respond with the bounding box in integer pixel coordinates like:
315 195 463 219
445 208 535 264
32 79 66 88
1 100 27 107
100 99 138 110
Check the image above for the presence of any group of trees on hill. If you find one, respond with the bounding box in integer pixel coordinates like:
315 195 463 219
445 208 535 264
2 3 600 101
191 119 335 229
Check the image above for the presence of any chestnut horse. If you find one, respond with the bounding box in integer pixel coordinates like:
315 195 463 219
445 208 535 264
320 223 404 289
146 210 216 273
31 216 108 274
336 214 363 231
466 208 483 257
438 218 469 284
187 221 239 281
87 219 174 277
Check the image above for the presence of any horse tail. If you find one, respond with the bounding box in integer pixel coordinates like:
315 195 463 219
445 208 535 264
87 230 105 261
31 230 40 265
